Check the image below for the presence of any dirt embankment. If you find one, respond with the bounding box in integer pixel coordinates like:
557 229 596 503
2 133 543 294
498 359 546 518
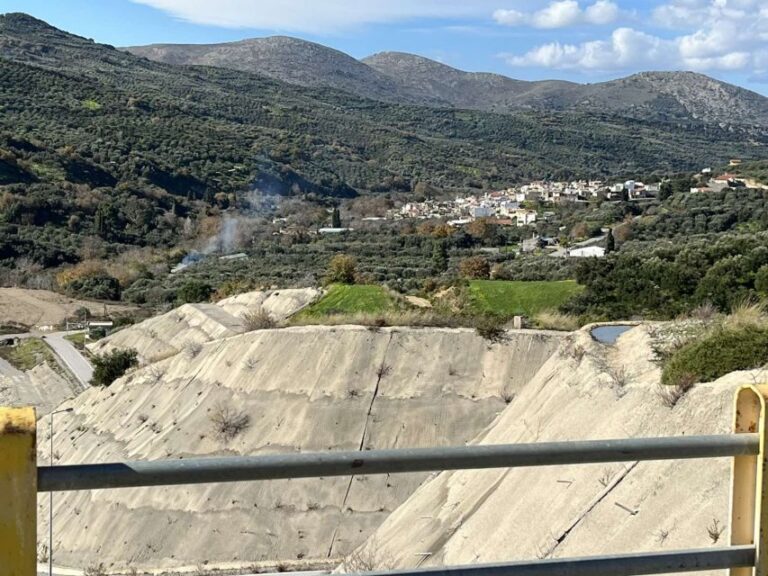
0 287 135 329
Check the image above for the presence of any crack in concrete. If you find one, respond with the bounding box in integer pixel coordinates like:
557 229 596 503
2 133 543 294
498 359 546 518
540 461 639 558
327 332 394 558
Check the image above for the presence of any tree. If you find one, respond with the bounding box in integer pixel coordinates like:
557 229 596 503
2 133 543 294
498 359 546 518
90 349 138 387
605 228 616 253
331 207 342 228
432 239 448 272
459 256 490 279
325 254 357 284
177 280 213 303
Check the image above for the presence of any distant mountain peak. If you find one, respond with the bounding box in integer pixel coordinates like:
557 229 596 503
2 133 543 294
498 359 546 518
0 12 57 32
6 17 760 128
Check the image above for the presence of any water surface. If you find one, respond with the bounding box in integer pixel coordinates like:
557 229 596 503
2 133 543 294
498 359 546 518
591 324 634 345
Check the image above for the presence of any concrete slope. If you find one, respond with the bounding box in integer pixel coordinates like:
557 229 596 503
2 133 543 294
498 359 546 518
0 362 79 415
38 326 562 571
87 288 320 364
348 326 740 574
217 288 321 320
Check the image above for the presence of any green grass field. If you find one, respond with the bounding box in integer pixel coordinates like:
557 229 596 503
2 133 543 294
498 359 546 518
0 338 59 371
468 280 584 318
298 284 400 317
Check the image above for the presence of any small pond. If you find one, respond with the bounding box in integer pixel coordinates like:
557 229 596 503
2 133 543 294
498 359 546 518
591 324 635 345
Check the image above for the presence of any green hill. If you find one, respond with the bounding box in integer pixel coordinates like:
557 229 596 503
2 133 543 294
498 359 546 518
0 12 766 270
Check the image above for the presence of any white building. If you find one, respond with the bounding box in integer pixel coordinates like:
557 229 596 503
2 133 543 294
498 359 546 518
569 246 606 258
514 209 537 227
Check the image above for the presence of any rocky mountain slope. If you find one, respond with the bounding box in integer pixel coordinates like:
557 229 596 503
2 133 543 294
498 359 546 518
127 36 768 126
126 37 441 107
38 325 562 571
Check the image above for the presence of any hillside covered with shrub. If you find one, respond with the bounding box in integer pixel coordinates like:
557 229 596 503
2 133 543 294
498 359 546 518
1 13 766 280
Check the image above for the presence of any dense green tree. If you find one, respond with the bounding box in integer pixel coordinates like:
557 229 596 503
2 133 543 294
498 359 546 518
177 280 213 303
432 239 448 272
90 348 138 387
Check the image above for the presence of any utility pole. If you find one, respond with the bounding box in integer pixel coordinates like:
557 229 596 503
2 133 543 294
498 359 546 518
49 407 73 576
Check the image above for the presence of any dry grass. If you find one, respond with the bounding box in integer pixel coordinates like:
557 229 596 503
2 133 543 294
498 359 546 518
533 310 580 331
723 300 768 330
84 564 109 576
290 309 464 328
707 518 725 543
339 539 395 573
657 373 696 408
241 308 277 331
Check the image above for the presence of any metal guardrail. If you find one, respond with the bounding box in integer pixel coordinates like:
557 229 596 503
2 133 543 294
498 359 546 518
38 434 760 492
3 384 768 575
360 547 758 576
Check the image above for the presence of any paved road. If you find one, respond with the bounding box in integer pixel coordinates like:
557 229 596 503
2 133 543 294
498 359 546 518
1 329 92 387
43 331 92 388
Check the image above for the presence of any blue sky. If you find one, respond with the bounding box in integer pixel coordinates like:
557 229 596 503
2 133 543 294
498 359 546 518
5 0 768 94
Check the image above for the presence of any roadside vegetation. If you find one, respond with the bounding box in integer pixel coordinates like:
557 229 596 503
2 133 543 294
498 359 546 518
654 302 768 389
0 337 58 371
90 348 138 387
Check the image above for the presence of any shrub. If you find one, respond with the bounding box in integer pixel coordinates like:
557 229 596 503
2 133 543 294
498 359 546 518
185 341 203 358
90 348 138 387
459 256 490 279
242 308 277 331
661 326 768 387
66 274 121 301
177 280 213 304
474 316 507 343
210 403 251 441
325 254 357 284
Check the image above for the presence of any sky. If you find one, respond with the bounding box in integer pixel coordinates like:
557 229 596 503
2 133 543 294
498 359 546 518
5 0 768 95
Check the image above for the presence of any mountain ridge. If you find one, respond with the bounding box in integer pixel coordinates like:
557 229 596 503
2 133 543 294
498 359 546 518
1 11 767 269
125 35 768 126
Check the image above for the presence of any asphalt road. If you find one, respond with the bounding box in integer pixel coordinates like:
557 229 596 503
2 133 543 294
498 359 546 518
1 330 92 388
43 331 93 387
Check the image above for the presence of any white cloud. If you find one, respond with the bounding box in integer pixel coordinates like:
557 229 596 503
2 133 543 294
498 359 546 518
502 0 768 78
532 1 582 28
584 0 620 24
503 27 666 70
492 9 527 26
493 0 620 29
129 0 501 32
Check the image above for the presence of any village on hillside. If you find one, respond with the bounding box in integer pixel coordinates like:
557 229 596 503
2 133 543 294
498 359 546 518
389 165 759 228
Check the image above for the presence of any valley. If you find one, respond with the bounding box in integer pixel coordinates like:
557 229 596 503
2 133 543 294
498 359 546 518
3 5 768 575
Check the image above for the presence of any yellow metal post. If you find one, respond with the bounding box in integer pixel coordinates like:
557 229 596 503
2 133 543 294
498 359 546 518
0 406 37 576
731 386 768 576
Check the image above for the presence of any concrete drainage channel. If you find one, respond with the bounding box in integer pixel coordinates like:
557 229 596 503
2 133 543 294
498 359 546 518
590 324 636 345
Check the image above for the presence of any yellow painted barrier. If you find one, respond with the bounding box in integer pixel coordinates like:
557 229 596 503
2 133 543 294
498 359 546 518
731 386 768 576
0 406 36 576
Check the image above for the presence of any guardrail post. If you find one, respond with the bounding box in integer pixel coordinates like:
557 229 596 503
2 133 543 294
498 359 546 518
731 386 768 576
0 406 37 576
